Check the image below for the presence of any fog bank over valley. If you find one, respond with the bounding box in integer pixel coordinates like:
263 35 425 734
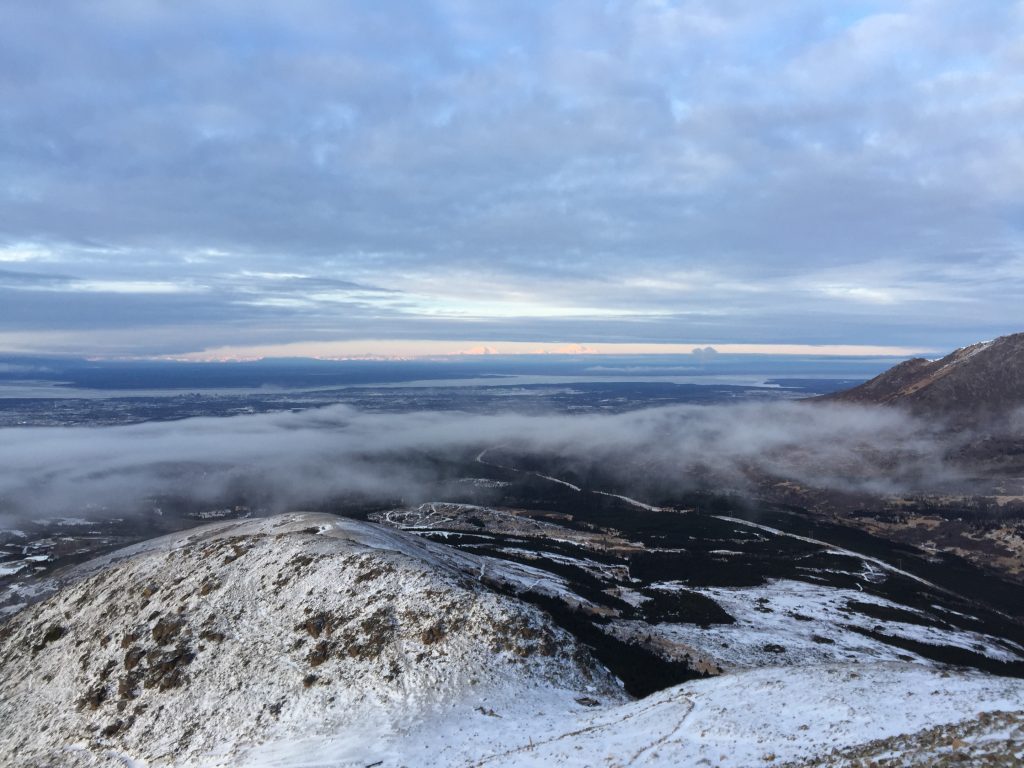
1 402 1011 525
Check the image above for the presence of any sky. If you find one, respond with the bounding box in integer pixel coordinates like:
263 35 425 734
1 0 1023 359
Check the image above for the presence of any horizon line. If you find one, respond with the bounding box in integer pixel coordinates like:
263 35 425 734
143 339 934 362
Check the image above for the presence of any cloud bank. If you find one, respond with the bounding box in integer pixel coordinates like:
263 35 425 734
0 402 988 524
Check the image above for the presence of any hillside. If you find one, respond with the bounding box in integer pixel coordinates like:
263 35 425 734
2 512 1024 766
821 332 1024 419
0 513 625 766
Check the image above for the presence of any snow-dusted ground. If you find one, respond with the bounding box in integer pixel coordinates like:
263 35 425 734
593 489 671 512
239 663 1024 768
370 501 640 556
2 513 1023 767
713 514 962 600
0 562 25 578
607 578 1024 671
0 513 625 767
374 502 1024 675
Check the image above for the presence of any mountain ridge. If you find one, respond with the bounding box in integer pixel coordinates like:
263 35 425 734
819 332 1024 419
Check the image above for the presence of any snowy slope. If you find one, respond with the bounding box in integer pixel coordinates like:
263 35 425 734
234 663 1024 768
0 513 625 767
607 578 1024 671
2 513 1023 767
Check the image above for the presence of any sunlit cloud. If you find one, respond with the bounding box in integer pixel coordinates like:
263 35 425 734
0 244 57 263
65 280 202 294
167 339 933 362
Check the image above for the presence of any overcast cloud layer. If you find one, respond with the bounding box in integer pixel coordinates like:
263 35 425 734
1 1 1023 355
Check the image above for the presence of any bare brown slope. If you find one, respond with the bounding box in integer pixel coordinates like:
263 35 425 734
821 332 1024 419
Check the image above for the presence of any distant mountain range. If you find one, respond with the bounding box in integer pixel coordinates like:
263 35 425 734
821 332 1024 419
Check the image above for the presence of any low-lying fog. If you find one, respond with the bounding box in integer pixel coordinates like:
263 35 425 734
0 402 1015 524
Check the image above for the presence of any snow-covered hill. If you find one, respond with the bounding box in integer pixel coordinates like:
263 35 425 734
0 513 624 766
1 513 1022 767
398 663 1024 768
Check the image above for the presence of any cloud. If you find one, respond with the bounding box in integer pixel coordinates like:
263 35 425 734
535 344 599 355
691 346 718 362
0 1 1022 353
0 401 990 524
